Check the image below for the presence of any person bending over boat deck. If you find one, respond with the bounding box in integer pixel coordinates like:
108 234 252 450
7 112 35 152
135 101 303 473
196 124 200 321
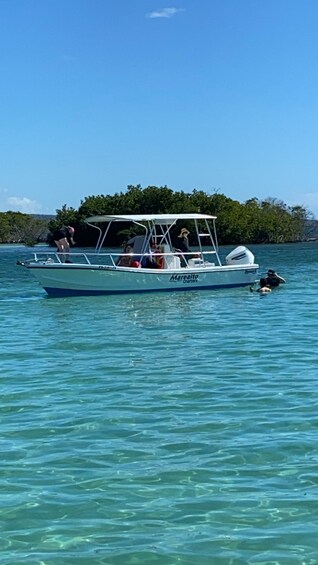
53 226 75 263
265 269 286 288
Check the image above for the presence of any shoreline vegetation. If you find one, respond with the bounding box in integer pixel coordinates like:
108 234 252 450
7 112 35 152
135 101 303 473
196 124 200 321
0 185 317 246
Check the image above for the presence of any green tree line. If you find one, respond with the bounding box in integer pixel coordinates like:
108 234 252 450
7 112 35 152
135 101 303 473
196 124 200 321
0 185 313 246
0 212 49 245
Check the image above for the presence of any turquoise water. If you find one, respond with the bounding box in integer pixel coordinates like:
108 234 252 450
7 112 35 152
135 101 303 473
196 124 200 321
1 243 318 565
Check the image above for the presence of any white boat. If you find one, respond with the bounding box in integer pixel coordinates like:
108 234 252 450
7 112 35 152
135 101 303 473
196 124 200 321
18 213 259 297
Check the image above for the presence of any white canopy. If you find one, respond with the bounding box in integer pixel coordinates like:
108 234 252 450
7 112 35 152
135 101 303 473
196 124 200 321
85 213 216 224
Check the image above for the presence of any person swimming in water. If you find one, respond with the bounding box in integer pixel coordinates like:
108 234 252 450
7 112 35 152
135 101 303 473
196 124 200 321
250 277 272 293
257 278 272 293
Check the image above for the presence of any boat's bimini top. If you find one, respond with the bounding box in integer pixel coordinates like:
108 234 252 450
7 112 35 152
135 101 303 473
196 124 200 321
85 213 217 224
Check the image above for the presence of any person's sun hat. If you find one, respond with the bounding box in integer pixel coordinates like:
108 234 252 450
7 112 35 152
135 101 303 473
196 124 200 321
178 228 190 238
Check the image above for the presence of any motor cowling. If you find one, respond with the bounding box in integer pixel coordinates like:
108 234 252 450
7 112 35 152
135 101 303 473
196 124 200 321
225 246 255 266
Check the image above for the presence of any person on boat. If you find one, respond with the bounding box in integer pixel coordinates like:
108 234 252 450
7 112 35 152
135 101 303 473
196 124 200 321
265 269 286 287
116 243 133 267
53 226 75 263
175 227 191 266
141 242 161 269
176 228 190 253
127 235 160 268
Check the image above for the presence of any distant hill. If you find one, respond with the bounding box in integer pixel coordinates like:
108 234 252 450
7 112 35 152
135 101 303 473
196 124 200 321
32 214 55 221
303 220 318 240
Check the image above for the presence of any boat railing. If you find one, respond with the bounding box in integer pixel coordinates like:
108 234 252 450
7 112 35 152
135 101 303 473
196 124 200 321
119 249 219 268
32 249 219 268
33 251 93 264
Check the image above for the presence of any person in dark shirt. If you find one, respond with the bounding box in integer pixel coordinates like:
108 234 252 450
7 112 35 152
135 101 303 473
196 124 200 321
175 228 191 265
142 240 160 268
265 269 286 288
53 226 75 262
177 228 190 253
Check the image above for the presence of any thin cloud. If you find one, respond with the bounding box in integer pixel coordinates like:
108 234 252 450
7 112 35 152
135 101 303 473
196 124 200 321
146 7 184 19
6 197 42 214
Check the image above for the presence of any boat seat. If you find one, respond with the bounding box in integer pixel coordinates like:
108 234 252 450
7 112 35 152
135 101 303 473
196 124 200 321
188 258 204 268
161 244 181 269
165 255 181 269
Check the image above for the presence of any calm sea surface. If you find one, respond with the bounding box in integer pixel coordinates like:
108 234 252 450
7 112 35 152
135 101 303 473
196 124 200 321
1 243 318 565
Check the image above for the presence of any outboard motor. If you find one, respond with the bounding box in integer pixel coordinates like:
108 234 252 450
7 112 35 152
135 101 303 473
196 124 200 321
225 246 255 266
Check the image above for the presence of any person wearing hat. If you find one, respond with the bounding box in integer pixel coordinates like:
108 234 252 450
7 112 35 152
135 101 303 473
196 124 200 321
53 225 76 263
265 269 286 288
174 227 191 266
177 228 190 253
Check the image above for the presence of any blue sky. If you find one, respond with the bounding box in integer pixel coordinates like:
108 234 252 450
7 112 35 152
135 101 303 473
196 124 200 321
1 0 318 217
